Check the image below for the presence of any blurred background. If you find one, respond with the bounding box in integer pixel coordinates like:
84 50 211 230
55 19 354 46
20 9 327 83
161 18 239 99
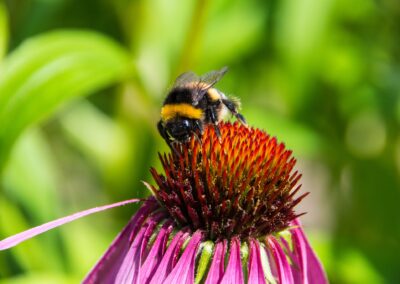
0 0 399 283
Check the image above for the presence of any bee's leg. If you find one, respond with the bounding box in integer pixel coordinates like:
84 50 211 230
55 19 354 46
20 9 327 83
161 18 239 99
207 107 222 141
222 99 247 125
170 141 182 157
192 131 202 145
158 120 182 156
157 120 173 146
194 120 204 135
193 120 204 145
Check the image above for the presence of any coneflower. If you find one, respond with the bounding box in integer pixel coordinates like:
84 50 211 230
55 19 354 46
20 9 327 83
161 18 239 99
0 122 327 283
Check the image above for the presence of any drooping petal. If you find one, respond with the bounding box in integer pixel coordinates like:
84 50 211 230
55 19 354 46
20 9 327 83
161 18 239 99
149 230 188 284
114 222 148 283
248 239 266 284
83 201 157 284
205 239 227 284
268 237 294 284
0 198 141 251
282 231 305 283
84 216 136 284
220 237 244 284
291 219 328 284
138 221 173 283
114 211 166 284
163 230 204 284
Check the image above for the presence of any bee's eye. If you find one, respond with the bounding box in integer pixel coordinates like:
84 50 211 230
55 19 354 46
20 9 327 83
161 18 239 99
181 120 190 128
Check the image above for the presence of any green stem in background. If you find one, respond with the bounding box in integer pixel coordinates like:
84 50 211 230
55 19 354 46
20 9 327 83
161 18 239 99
176 0 209 75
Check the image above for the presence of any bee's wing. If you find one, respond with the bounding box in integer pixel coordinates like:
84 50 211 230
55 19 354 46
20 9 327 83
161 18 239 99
193 67 228 102
173 71 199 87
172 67 229 103
198 66 228 88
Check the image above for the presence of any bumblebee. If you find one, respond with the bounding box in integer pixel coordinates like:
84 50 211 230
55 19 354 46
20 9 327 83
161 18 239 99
157 67 247 146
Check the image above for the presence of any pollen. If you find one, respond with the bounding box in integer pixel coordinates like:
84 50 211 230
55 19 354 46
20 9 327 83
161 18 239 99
148 122 308 240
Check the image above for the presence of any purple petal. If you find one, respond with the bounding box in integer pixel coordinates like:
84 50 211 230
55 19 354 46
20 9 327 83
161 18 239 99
205 239 227 284
83 200 157 284
291 219 328 284
139 221 173 283
149 230 188 284
282 232 304 283
248 239 266 284
268 237 294 284
279 236 302 283
114 212 165 284
264 243 279 281
220 237 244 284
163 230 204 284
136 211 168 262
0 199 141 251
115 223 148 283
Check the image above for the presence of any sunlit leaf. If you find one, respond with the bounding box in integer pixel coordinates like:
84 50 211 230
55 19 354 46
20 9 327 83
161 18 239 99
3 128 59 223
1 128 64 274
338 247 384 284
0 197 62 273
59 100 133 187
0 30 131 169
60 220 118 277
0 1 7 60
0 273 79 284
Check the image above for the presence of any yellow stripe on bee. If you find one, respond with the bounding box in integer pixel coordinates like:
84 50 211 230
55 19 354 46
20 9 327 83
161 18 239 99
161 104 203 121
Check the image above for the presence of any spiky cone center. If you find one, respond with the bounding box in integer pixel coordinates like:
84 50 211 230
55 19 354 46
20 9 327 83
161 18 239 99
148 122 308 240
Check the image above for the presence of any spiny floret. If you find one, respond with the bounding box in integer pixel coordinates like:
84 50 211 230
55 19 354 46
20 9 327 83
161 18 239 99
148 122 308 240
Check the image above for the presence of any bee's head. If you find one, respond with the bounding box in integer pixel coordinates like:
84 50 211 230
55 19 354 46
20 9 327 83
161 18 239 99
166 119 193 142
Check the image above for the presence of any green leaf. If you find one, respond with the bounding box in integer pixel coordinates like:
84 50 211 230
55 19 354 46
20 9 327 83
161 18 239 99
338 247 384 284
0 196 61 273
3 128 59 223
1 128 64 273
0 1 7 60
59 101 132 184
0 30 131 170
0 273 79 284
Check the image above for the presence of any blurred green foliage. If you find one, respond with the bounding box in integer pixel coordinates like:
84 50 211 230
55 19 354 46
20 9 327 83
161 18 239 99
0 0 399 283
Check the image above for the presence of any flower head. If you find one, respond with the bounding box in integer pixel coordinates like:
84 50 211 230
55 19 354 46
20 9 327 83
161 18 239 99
0 122 327 284
148 122 307 240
